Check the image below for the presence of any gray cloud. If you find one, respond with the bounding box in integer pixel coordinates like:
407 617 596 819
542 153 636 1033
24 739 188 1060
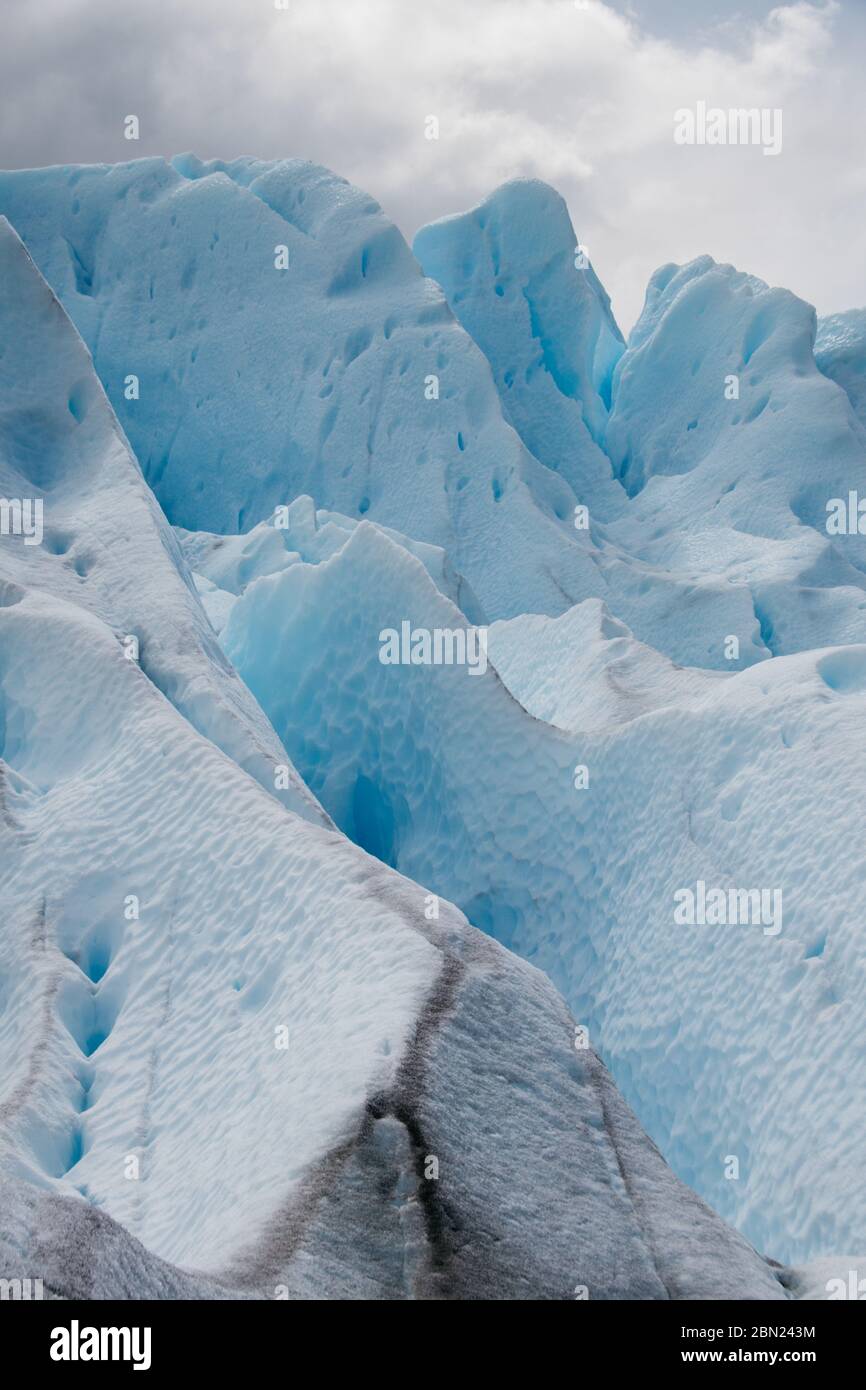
0 0 863 331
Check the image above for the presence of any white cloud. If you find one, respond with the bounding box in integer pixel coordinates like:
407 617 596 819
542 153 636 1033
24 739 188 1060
0 0 861 331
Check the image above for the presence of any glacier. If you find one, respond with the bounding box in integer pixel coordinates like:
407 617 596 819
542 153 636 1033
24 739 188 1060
0 216 324 830
415 188 866 663
0 158 768 667
0 157 603 627
216 516 866 1265
816 309 866 432
0 154 864 1299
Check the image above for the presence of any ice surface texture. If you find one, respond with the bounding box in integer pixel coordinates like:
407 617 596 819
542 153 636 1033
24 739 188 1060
816 309 866 431
0 158 620 628
0 216 324 827
0 195 790 1301
1 155 865 1293
416 188 866 663
219 520 866 1267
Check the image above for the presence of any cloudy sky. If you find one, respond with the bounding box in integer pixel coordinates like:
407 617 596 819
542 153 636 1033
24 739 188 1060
1 0 863 331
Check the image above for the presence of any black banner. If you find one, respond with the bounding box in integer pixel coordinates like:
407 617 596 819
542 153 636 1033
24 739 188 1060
5 1296 863 1374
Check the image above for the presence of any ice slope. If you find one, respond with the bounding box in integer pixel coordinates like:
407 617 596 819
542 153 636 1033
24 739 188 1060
487 600 724 732
175 494 484 636
0 589 786 1299
416 191 866 661
0 154 856 1293
816 310 866 431
413 179 626 519
0 216 324 827
0 207 789 1299
602 259 866 655
0 161 767 668
0 586 430 1271
0 156 620 626
220 521 866 1266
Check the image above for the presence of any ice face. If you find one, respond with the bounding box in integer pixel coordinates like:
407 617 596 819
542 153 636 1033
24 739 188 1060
487 599 725 733
417 193 866 662
0 160 773 666
816 308 866 430
1 153 865 1294
0 216 325 827
0 199 788 1299
219 518 866 1266
0 157 615 626
414 178 626 520
598 260 866 657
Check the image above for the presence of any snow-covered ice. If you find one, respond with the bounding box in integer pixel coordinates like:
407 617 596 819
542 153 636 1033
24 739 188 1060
217 518 866 1267
0 158 615 626
416 184 866 664
1 154 865 1298
413 179 625 520
487 599 724 733
816 309 866 431
0 216 324 828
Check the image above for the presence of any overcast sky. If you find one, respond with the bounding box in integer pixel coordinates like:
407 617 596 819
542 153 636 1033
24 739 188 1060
1 0 863 331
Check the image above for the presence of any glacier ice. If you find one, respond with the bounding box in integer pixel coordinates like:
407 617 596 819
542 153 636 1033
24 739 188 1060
0 194 791 1300
0 157 614 626
0 216 324 829
601 257 866 660
416 186 866 663
175 493 484 636
487 600 724 733
0 160 771 668
816 309 866 431
1 152 865 1298
413 178 626 519
218 517 866 1266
